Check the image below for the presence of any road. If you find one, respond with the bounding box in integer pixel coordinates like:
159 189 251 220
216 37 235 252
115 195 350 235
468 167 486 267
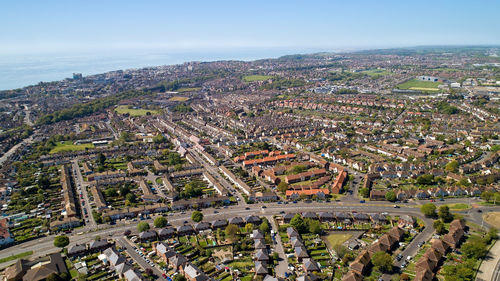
0 135 34 167
116 237 166 281
268 215 289 278
72 159 97 230
188 148 247 205
476 239 500 281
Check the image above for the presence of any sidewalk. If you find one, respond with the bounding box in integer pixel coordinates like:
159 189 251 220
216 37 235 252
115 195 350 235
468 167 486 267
476 239 500 281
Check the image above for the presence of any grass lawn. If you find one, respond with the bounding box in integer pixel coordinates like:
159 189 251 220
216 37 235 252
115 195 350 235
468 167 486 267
50 141 94 154
242 75 272 82
444 203 470 210
360 69 391 77
483 212 500 229
0 251 33 263
177 87 201 93
324 233 352 249
168 96 190 102
114 105 159 116
396 79 442 91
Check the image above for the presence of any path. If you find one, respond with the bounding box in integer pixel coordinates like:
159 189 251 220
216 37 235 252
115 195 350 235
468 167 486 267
476 239 500 281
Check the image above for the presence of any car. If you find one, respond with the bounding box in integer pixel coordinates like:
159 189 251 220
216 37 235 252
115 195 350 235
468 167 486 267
418 241 424 247
292 201 297 204
261 206 267 209
400 261 407 268
280 211 285 214
213 210 219 213
393 205 400 208
396 254 403 261
359 200 365 203
477 209 482 213
224 206 228 209
430 199 435 202
183 220 188 224
439 198 444 201
245 207 250 210
277 201 282 204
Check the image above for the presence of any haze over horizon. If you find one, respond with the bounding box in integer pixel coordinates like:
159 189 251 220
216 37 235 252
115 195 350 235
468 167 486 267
1 0 500 55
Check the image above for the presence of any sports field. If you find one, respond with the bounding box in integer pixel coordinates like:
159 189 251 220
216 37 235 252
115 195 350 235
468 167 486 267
483 212 500 228
50 141 94 154
115 105 159 116
396 79 442 91
168 96 189 102
242 75 272 82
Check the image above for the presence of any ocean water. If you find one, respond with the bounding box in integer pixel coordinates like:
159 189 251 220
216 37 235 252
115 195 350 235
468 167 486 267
0 47 331 91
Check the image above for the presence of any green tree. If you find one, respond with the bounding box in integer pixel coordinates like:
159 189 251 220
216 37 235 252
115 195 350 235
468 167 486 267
442 259 475 281
438 205 453 222
487 228 498 244
277 181 288 194
290 214 308 233
126 192 136 203
225 224 239 242
371 251 393 273
385 191 396 202
359 187 370 198
462 240 488 259
445 160 458 173
416 174 434 185
137 221 150 232
308 219 322 234
433 220 447 235
191 211 204 222
97 153 106 166
259 220 270 233
421 203 437 218
154 216 168 228
53 235 69 248
173 275 187 281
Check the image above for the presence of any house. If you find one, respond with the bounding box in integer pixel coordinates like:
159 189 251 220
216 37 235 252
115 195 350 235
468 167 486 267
177 225 195 236
254 249 269 262
246 215 261 224
302 212 318 220
398 215 415 228
254 239 267 249
168 254 188 271
68 244 87 257
211 219 228 229
318 212 334 222
89 240 111 253
0 219 14 247
123 268 144 281
21 253 68 281
158 227 176 239
154 242 176 263
294 246 309 262
194 222 211 232
138 230 157 242
442 228 465 248
263 275 285 281
431 239 450 256
287 227 300 239
3 259 30 281
370 190 387 201
302 258 320 272
255 261 268 275
388 227 406 241
415 257 437 273
102 247 125 269
283 213 296 223
414 269 434 281
253 230 265 240
228 217 245 226
350 250 371 275
342 271 363 281
297 273 320 281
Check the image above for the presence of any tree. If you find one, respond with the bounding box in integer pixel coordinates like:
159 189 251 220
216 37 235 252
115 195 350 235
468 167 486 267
438 206 453 222
308 219 322 234
290 214 308 234
191 211 203 222
105 187 117 198
416 174 434 185
333 244 349 259
277 181 288 194
225 224 239 242
174 275 187 281
371 251 393 273
245 223 254 232
126 192 136 203
154 216 168 228
445 160 458 173
259 220 270 233
421 203 437 218
359 188 370 198
137 222 150 232
97 153 106 166
433 220 447 235
54 235 69 248
46 273 63 281
487 228 498 244
442 259 475 281
385 191 396 202
462 240 488 259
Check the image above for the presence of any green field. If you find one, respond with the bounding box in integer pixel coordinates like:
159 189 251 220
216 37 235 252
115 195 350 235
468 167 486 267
361 69 392 77
396 79 442 91
177 87 201 93
50 141 94 154
168 96 190 102
242 75 273 82
444 203 470 210
324 233 352 249
115 105 159 116
0 251 33 263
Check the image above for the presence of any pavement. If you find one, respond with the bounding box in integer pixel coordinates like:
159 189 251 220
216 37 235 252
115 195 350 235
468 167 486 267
268 215 289 277
72 159 97 230
116 237 166 281
476 239 500 281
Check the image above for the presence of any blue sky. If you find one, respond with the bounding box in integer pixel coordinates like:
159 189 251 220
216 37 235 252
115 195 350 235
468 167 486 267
1 0 499 54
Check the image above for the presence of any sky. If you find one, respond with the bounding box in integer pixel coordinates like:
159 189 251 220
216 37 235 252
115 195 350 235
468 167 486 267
1 0 500 55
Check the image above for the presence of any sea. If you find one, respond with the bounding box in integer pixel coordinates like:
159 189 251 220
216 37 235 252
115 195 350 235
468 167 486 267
0 47 337 91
